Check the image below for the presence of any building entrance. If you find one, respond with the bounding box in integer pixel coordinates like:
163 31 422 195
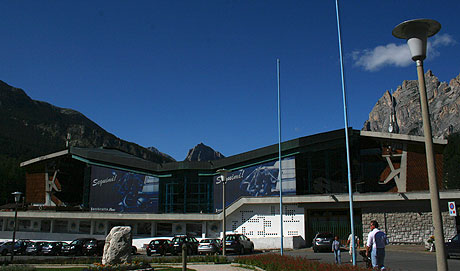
306 209 362 247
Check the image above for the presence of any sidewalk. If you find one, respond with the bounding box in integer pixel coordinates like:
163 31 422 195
158 263 263 271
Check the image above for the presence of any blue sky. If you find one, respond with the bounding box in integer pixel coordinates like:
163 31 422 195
1 0 459 161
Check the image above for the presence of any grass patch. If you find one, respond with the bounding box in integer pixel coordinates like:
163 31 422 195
36 268 86 271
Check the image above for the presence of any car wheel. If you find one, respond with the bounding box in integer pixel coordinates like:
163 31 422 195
250 245 254 254
239 246 245 255
187 247 192 255
1 250 7 256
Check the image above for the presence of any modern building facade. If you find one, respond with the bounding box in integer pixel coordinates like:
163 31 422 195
1 129 459 249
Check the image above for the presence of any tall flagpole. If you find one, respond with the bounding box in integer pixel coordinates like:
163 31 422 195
277 59 284 255
335 0 356 265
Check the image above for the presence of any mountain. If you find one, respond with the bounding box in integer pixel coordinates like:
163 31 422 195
0 80 175 203
184 143 225 161
0 80 174 163
147 146 176 162
362 71 460 138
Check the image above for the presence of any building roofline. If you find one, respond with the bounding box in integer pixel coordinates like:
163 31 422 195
360 130 448 145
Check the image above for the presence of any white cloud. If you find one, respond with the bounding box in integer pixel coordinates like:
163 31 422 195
353 33 456 72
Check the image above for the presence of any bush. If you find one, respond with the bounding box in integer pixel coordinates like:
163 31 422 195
235 254 369 271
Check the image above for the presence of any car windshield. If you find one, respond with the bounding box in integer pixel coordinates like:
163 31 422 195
226 235 238 241
172 237 184 242
317 233 334 238
151 240 164 245
200 239 213 244
71 240 82 245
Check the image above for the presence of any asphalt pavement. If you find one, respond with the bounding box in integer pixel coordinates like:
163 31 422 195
284 245 460 271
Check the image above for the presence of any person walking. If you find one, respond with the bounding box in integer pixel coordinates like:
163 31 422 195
332 235 341 264
366 220 388 270
347 233 360 262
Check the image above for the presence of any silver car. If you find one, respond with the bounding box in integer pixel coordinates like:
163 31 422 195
198 238 220 255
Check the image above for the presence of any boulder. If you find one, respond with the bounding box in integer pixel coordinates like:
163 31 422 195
102 226 132 265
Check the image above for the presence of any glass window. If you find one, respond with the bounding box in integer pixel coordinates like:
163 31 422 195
79 221 91 234
156 223 172 236
40 220 51 232
54 220 68 233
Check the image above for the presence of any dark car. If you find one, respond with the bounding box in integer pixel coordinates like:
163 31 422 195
446 234 460 259
198 238 220 255
171 235 199 255
13 239 31 255
146 239 172 256
83 239 105 256
61 238 96 256
0 242 14 256
312 232 334 252
222 234 254 255
25 241 48 255
41 242 67 256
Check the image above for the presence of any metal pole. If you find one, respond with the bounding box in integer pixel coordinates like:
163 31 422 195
277 58 284 255
335 0 356 265
222 179 226 256
10 201 18 262
415 59 448 271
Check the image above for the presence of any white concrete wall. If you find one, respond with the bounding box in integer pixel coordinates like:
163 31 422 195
226 203 305 249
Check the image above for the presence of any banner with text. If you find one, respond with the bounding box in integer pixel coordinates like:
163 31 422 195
213 156 296 212
89 165 159 213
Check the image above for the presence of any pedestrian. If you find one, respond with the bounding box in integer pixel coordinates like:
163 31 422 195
366 220 389 270
347 233 360 262
332 235 341 264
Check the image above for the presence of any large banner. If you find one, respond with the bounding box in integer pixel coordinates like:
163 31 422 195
214 156 296 211
89 165 159 213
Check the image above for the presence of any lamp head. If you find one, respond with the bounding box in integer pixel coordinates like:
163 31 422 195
12 192 22 203
392 19 441 61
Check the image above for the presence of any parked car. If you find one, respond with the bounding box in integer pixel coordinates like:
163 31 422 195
198 238 220 255
222 234 254 254
83 239 105 256
446 234 460 259
312 232 334 252
171 235 199 255
41 242 67 256
13 239 31 255
146 239 172 256
25 241 48 255
0 241 14 256
61 238 96 256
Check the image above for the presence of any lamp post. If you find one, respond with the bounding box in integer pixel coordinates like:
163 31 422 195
393 19 447 271
11 191 22 262
217 169 229 256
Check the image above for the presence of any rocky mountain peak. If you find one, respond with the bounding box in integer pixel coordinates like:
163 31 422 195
362 71 460 138
184 143 225 162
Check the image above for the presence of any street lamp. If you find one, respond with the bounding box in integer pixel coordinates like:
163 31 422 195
11 191 22 262
393 19 447 271
216 169 229 256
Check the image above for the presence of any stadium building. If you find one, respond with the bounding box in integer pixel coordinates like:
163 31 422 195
1 129 459 249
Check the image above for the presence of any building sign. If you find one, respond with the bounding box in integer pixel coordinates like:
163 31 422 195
89 165 159 213
214 156 296 211
448 201 457 216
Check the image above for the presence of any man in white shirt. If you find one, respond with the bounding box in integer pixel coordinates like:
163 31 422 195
347 233 360 262
366 220 388 270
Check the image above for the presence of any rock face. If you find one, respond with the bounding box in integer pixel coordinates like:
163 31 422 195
184 143 225 161
102 226 132 265
362 71 460 138
0 80 174 163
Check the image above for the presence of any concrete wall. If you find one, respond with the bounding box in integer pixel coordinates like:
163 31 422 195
226 203 306 249
362 210 457 244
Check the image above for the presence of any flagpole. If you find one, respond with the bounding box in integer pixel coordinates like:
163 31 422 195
335 0 356 265
277 59 284 255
